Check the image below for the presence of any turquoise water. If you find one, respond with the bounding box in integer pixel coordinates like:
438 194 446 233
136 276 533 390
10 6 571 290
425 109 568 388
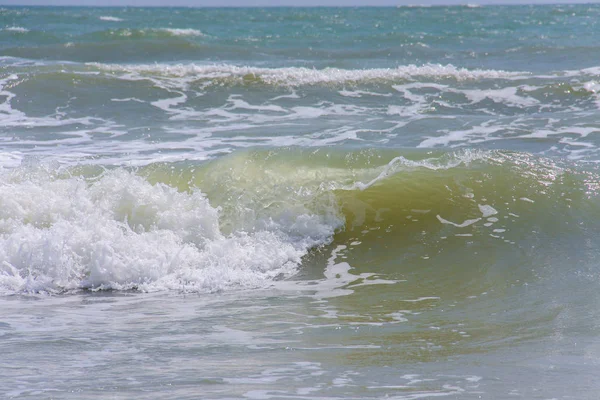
2 5 600 399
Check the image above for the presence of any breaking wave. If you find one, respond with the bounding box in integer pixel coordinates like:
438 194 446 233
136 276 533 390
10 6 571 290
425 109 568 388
90 62 525 86
1 148 598 295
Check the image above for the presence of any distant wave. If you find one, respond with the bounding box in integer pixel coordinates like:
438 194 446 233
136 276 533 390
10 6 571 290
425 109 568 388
97 27 205 38
90 62 524 86
3 26 29 33
99 16 124 22
159 28 204 37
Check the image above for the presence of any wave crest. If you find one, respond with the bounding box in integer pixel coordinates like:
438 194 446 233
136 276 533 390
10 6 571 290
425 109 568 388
90 62 524 86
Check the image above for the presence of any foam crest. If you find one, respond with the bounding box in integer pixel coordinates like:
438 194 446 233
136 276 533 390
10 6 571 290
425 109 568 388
99 16 124 22
104 28 204 38
159 28 204 37
463 87 540 108
3 26 28 33
352 149 489 190
90 63 523 87
0 165 340 294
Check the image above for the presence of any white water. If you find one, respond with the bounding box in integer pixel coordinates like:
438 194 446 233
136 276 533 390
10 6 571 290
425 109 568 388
91 62 525 86
0 164 342 294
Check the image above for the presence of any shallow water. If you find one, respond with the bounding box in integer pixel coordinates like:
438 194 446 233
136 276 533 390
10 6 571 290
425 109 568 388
2 5 600 399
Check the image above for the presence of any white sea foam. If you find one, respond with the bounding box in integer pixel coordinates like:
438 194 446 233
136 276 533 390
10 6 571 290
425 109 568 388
339 89 393 98
436 215 481 228
0 165 341 294
275 244 397 299
462 87 540 108
99 16 124 22
582 81 600 110
352 150 488 191
108 28 204 37
3 26 28 33
0 74 100 130
158 28 204 37
417 124 506 148
583 81 600 94
478 204 498 218
90 62 523 86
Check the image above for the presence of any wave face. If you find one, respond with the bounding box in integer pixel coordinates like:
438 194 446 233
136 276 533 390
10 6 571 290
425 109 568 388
1 149 599 295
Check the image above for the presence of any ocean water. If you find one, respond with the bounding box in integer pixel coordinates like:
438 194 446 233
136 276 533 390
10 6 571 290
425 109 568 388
2 4 600 399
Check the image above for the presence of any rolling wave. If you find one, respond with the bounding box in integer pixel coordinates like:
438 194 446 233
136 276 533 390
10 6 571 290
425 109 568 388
90 62 524 86
84 27 205 39
1 148 598 295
